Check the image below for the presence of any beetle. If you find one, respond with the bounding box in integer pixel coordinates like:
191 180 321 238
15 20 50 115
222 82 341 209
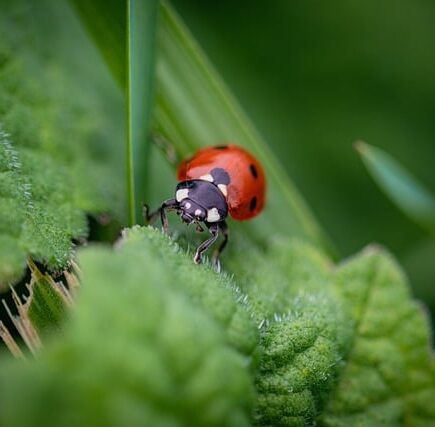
147 144 266 267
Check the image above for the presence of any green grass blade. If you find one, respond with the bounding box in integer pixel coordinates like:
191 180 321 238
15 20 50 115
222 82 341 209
70 0 333 252
71 0 158 226
357 141 435 236
127 0 158 225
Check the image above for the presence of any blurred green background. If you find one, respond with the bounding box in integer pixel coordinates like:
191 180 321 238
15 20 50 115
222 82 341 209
170 0 435 315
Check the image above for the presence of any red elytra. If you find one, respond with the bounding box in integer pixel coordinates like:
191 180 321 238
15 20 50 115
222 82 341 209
177 144 266 220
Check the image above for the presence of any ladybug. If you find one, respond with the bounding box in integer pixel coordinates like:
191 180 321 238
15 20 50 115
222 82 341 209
147 144 266 267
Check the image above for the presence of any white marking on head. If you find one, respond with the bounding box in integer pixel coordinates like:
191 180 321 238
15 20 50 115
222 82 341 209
200 174 214 182
185 202 191 209
217 184 228 197
207 207 221 222
176 189 189 202
195 209 202 216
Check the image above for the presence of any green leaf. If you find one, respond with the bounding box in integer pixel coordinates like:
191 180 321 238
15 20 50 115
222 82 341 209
0 131 85 287
0 0 125 287
116 227 259 357
0 260 73 355
1 228 434 426
70 0 334 254
0 235 26 286
26 260 70 336
321 248 435 426
226 238 435 425
0 227 257 426
227 239 354 425
127 0 158 225
357 142 435 235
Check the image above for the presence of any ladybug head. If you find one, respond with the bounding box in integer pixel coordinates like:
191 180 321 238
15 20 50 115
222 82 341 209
175 179 228 224
178 198 206 223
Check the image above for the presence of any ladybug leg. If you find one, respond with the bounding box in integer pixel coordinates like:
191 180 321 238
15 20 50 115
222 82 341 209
145 198 178 233
159 198 178 233
212 220 228 271
193 223 219 265
143 202 162 224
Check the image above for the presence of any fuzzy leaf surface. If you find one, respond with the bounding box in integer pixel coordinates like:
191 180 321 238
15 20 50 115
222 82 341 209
0 0 124 287
320 248 435 426
227 238 435 426
227 240 353 425
1 228 434 426
0 227 258 426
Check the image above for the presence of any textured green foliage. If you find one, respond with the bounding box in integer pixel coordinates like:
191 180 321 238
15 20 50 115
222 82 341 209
0 131 86 285
0 262 72 356
27 265 69 336
120 227 258 357
0 227 257 426
225 238 435 426
227 240 353 425
322 249 435 426
1 228 435 426
0 0 124 288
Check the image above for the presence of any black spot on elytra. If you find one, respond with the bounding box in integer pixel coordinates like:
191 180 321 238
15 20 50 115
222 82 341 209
214 145 229 150
249 164 258 179
249 196 257 212
210 167 231 185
